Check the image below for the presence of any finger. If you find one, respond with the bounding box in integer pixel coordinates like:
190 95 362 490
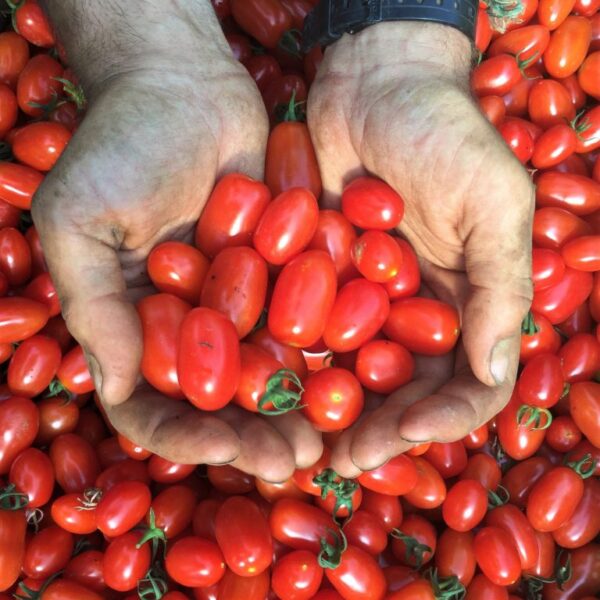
266 412 324 469
461 154 534 387
100 384 240 465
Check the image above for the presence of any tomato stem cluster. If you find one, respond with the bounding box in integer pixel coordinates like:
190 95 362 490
313 467 359 524
258 368 305 415
390 529 433 570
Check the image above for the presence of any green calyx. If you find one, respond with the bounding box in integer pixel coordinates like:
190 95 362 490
138 564 169 600
53 77 87 110
565 453 597 479
318 528 347 570
0 483 28 510
487 484 511 509
390 529 432 569
136 508 167 561
424 567 466 600
517 405 553 430
313 468 359 524
257 368 305 415
521 311 539 336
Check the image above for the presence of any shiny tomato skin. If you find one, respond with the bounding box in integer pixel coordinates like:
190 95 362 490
302 367 364 431
562 235 600 271
544 16 592 78
265 123 322 200
0 84 17 136
383 297 459 355
40 579 103 600
248 326 308 381
325 545 386 600
200 246 267 339
351 230 403 283
536 173 600 216
207 464 254 495
384 238 421 300
8 446 54 507
465 575 508 600
96 481 151 537
559 73 587 110
360 489 403 533
16 54 62 117
56 345 94 394
527 466 584 531
479 94 506 126
531 267 593 324
532 206 592 250
323 278 389 352
532 124 577 169
471 54 522 96
579 51 600 99
0 506 26 592
423 441 468 479
498 118 534 163
355 339 414 394
475 7 492 52
541 543 600 599
24 272 60 317
215 569 270 600
442 480 487 532
215 496 272 577
292 446 331 496
343 510 388 556
473 526 521 585
435 529 476 586
501 456 553 511
404 456 446 509
517 352 564 408
0 31 29 87
63 550 106 594
271 550 323 600
528 79 575 129
489 24 550 58
557 333 600 382
23 525 74 579
49 433 100 493
391 513 436 568
268 250 337 348
102 531 151 592
569 381 600 447
245 54 281 92
230 0 292 48
12 121 71 171
341 177 404 230
255 476 309 504
147 455 195 484
195 173 270 258
531 248 565 291
520 311 561 363
14 0 55 47
546 414 582 452
307 209 359 285
50 493 98 534
459 453 501 490
538 0 574 29
0 395 39 474
149 484 196 539
0 227 30 286
358 454 418 496
165 536 225 588
576 105 600 153
35 396 79 445
177 307 240 410
147 241 209 304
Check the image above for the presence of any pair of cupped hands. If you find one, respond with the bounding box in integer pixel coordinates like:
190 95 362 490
33 1 534 482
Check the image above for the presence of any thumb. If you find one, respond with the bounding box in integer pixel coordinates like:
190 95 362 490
32 204 141 406
461 170 534 387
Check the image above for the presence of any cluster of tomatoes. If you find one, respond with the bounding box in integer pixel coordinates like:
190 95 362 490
0 0 598 599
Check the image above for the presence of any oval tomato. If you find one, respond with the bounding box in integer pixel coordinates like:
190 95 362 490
41 579 104 600
351 230 403 283
165 536 225 588
579 51 600 100
0 395 38 474
24 272 60 317
0 503 26 592
12 121 71 171
532 124 577 169
435 529 476 586
271 550 323 600
562 235 600 271
49 433 100 493
8 447 54 507
23 525 74 579
354 339 414 394
499 118 534 163
442 479 487 532
423 441 468 479
96 481 151 537
50 492 98 535
16 54 62 117
383 239 421 300
248 326 308 380
102 531 151 592
0 31 29 87
391 514 436 568
473 526 521 585
0 227 31 286
471 54 523 96
531 248 565 291
56 345 94 394
569 381 600 447
358 454 418 496
517 352 564 408
13 0 55 47
230 0 292 48
343 510 388 556
533 207 592 250
404 456 446 509
536 172 600 216
544 15 592 78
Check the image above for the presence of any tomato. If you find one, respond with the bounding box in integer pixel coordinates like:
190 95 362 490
562 235 600 271
558 333 600 381
404 456 446 509
271 550 323 600
323 279 389 353
533 207 592 250
578 51 600 100
63 550 106 594
0 500 26 592
559 73 587 110
245 54 281 92
383 239 421 300
475 7 492 52
263 74 307 122
265 118 321 200
248 326 308 380
0 199 21 230
0 31 28 87
576 0 600 15
537 173 600 217
302 367 364 431
35 396 79 445
545 15 592 78
499 118 534 163
8 447 53 508
216 569 270 600
24 272 60 317
13 0 54 47
384 297 459 355
473 526 521 586
268 250 337 348
117 432 150 460
522 530 555 580
459 453 501 490
95 481 151 537
50 492 98 534
527 465 585 531
356 454 417 496
503 77 540 118
225 32 251 63
195 173 270 257
527 79 575 128
0 84 16 137
192 499 219 541
0 227 31 287
489 24 550 57
147 456 195 484
360 489 403 533
102 531 151 592
0 396 38 474
343 510 388 556
215 496 272 577
354 339 414 394
230 0 292 48
531 248 565 292
532 124 577 169
23 525 74 579
520 311 561 363
538 0 574 29
435 529 476 586
442 480 487 532
576 105 600 153
56 345 94 394
270 499 335 553
501 456 552 509
546 414 582 451
12 122 71 171
350 230 403 283
569 381 600 447
40 579 103 600
207 464 254 495
423 441 468 479
165 536 225 587
279 0 312 29
16 54 62 117
391 514 436 568
517 352 564 408
50 433 100 493
479 95 506 126
465 574 508 600
541 543 600 599
177 307 240 410
471 54 523 96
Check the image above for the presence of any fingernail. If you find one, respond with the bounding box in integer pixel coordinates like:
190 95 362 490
86 353 103 396
490 338 511 385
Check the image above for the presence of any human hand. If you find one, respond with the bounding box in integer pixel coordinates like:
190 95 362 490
32 1 322 481
308 22 534 476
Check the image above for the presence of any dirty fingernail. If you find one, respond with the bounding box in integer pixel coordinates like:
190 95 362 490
490 338 512 385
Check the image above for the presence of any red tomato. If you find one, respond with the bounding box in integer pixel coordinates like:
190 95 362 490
193 499 219 540
148 484 196 539
102 531 151 592
201 246 268 338
459 453 501 490
263 74 307 122
138 293 190 399
391 514 436 568
49 433 100 493
23 525 73 579
35 396 79 445
56 345 94 394
207 464 254 495
533 206 592 250
177 307 240 410
532 124 577 169
16 54 62 117
255 476 309 503
302 367 364 431
0 227 31 286
0 395 38 474
165 536 225 587
475 7 492 52
384 238 421 300
343 510 388 556
544 16 592 78
245 54 281 92
7 333 60 398
479 95 506 126
341 177 404 230
576 105 600 153
271 549 323 600
225 32 251 63
523 530 556 580
498 118 534 163
0 84 16 136
404 456 446 509
279 0 312 29
537 172 600 216
358 454 418 496
24 272 60 317
489 24 550 57
215 496 272 577
560 73 587 110
0 198 21 229
50 492 98 535
41 579 103 600
323 279 389 352
0 31 29 87
8 447 53 507
63 550 106 594
230 0 292 48
538 0 574 29
195 173 270 257
541 544 600 599
546 414 582 452
465 575 508 600
147 241 209 304
569 381 600 447
96 481 151 537
471 54 523 96
521 311 562 363
268 250 337 348
216 569 270 600
355 339 414 394
473 526 521 585
351 230 403 283
531 248 565 291
576 0 600 15
517 352 564 408
147 455 195 484
12 121 71 171
562 235 600 271
248 326 308 381
578 51 600 100
0 501 26 592
501 456 552 511
528 79 575 128
423 441 468 479
558 332 600 382
435 529 476 586
360 489 403 533
265 120 322 200
13 0 54 47
442 480 487 532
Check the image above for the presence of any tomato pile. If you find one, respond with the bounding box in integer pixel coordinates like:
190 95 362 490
0 0 599 599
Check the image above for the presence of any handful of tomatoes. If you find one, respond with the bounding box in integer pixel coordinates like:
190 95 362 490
0 0 599 599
